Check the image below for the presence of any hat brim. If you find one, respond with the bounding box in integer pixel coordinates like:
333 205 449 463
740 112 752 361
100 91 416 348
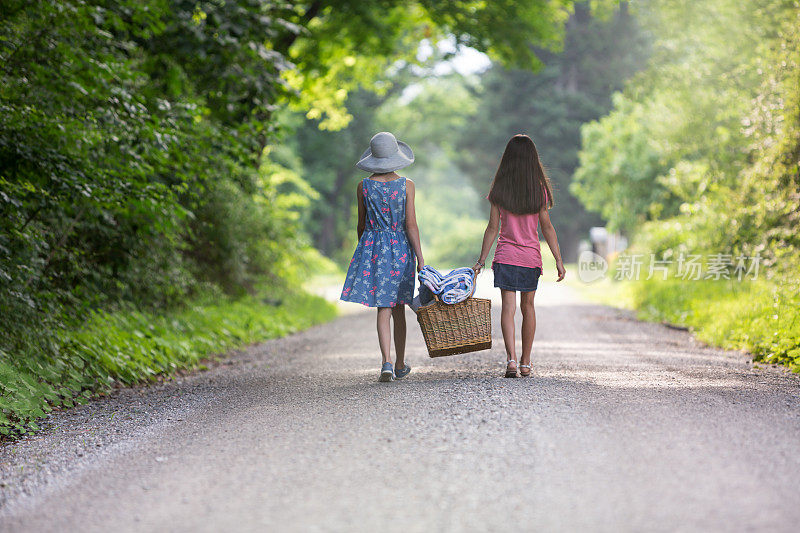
355 141 415 173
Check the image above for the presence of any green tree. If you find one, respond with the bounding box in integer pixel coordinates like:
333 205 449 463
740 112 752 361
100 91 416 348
290 68 486 266
571 93 671 233
572 0 800 270
1 0 589 315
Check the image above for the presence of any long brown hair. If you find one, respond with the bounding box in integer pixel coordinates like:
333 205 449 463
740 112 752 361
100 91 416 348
487 134 553 214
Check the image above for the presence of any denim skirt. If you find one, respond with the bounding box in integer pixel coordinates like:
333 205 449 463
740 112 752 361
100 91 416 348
493 262 542 292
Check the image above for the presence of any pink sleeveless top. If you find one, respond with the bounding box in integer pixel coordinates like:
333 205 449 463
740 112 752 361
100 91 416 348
492 192 547 270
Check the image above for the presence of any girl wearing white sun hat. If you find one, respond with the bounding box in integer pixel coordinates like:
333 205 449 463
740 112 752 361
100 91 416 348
341 132 424 382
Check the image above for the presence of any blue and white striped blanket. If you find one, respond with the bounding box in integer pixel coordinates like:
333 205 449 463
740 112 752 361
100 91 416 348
417 266 475 305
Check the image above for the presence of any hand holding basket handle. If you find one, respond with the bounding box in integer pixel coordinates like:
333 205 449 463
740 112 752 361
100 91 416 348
417 265 491 358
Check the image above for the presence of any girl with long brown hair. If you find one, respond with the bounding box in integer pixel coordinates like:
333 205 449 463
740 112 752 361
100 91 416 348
473 135 565 377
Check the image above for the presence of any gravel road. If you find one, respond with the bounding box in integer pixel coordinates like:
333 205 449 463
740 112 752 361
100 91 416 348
2 277 799 532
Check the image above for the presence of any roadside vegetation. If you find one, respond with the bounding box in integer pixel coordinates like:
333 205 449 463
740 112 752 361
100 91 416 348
570 0 800 369
632 279 800 371
570 270 800 371
0 286 335 436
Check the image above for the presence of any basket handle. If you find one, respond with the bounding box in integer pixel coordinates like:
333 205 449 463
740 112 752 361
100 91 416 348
468 269 477 299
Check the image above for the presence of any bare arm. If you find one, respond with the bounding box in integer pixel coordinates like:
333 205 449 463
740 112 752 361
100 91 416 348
405 179 424 272
356 181 366 240
539 207 566 281
473 203 500 274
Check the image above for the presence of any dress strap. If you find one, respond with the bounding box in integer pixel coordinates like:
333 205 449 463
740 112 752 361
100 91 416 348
360 177 368 205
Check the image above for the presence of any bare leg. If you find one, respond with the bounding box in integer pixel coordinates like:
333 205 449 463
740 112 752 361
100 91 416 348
520 290 537 367
377 307 392 364
392 305 407 368
500 289 517 368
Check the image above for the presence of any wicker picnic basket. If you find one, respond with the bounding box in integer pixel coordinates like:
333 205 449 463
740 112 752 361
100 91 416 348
416 280 492 357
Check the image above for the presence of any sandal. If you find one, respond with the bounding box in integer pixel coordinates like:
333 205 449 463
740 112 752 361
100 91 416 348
504 359 518 378
519 363 531 377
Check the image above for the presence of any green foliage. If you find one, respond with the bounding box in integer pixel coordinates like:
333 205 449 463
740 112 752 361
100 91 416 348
377 74 486 267
2 0 184 307
423 217 488 269
289 90 390 259
0 288 336 436
572 0 800 271
419 0 573 69
0 0 312 314
283 0 579 128
290 78 488 266
571 1 800 370
290 70 487 265
572 93 674 232
630 278 800 371
5 0 587 316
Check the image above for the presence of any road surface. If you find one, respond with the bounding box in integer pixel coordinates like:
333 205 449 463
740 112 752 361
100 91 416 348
1 277 799 532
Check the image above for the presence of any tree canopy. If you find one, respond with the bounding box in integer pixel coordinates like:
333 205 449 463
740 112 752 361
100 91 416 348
572 0 800 275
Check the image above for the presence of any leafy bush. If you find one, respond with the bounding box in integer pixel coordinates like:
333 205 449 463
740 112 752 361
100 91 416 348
0 3 324 439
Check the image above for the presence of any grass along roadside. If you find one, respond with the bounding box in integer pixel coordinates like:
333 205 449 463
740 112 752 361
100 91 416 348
0 287 337 437
568 270 800 371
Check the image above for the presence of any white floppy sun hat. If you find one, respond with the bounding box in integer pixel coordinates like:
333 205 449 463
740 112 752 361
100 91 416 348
356 131 415 173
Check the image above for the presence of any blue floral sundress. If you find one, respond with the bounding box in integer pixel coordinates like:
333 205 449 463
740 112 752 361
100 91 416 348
340 177 415 307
